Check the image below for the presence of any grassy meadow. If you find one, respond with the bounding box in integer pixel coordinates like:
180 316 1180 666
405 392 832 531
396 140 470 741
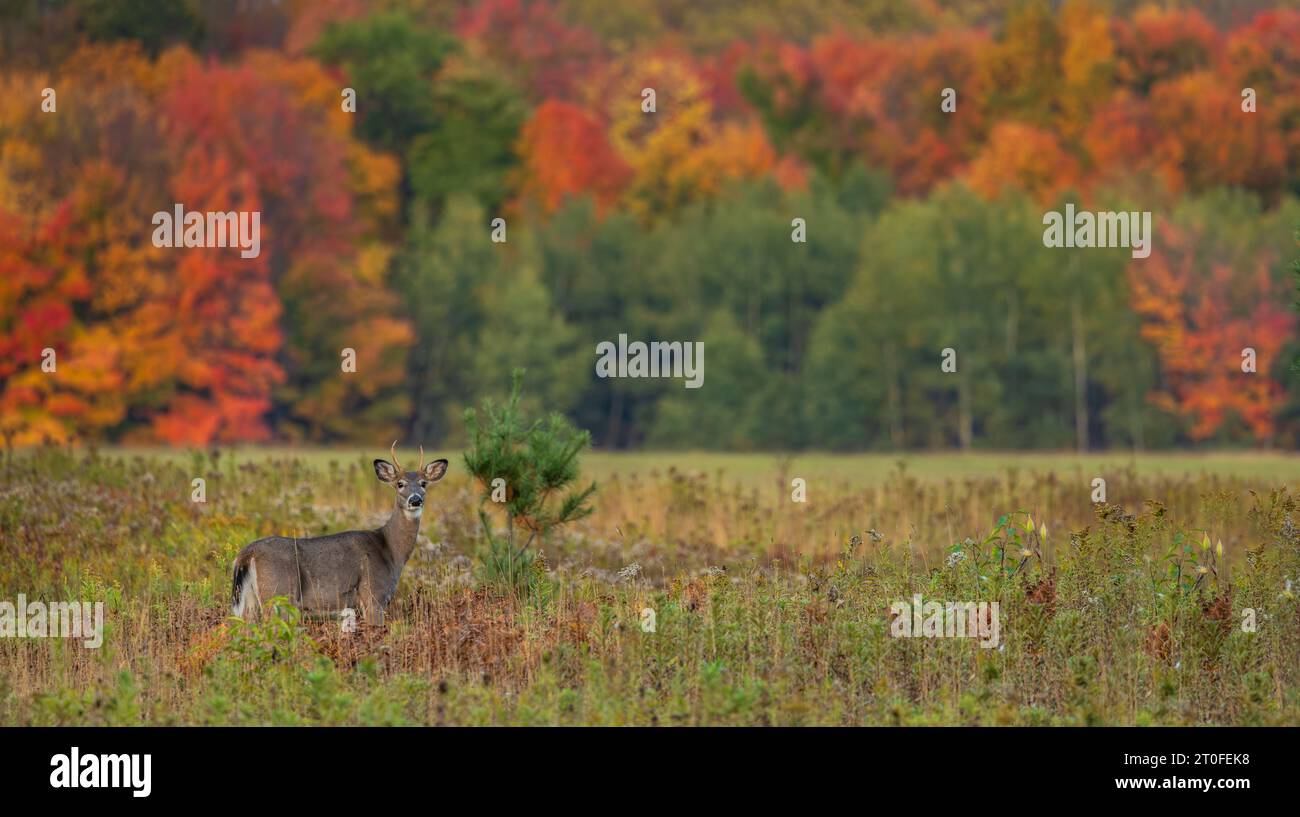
1 445 1298 725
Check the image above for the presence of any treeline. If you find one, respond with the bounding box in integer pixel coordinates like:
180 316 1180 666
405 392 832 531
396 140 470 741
1 0 1298 450
406 182 1299 450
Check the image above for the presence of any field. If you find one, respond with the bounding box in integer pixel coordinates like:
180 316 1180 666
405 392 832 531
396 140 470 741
1 446 1298 726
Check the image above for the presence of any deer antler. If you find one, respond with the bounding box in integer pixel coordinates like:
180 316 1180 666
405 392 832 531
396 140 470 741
418 444 425 471
390 440 402 471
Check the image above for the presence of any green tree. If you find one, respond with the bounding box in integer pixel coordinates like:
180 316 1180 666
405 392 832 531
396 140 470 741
470 260 587 420
534 198 675 447
654 177 870 448
806 186 1059 450
396 197 492 445
648 311 766 449
407 59 527 212
310 13 455 156
76 0 202 57
463 370 596 594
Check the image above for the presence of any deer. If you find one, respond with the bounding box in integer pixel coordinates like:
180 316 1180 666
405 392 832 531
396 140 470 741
230 443 448 626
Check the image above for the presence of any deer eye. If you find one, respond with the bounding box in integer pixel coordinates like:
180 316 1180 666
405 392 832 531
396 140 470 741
396 481 406 489
419 480 427 488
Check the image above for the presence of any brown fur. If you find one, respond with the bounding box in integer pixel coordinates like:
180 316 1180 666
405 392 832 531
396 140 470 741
231 455 447 625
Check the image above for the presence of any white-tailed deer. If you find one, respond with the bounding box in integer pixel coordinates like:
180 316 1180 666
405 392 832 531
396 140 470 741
230 443 448 625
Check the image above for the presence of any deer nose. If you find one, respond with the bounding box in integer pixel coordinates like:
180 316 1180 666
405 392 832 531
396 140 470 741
408 494 423 507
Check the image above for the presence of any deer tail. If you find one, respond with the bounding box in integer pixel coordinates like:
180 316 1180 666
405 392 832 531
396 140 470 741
230 552 259 618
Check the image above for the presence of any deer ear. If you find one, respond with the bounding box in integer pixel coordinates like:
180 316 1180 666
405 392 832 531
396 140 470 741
373 459 398 483
423 459 448 482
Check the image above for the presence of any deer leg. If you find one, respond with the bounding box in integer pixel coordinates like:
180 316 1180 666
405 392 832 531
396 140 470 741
349 563 381 626
359 584 385 626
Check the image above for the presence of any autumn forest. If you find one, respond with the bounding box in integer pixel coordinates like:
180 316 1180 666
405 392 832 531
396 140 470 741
2 0 1299 451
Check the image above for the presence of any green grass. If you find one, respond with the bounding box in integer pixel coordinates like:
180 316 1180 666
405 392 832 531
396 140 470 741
584 450 1300 484
60 446 1300 484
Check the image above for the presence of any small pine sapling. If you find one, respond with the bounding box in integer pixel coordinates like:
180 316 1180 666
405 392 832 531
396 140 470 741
463 369 596 593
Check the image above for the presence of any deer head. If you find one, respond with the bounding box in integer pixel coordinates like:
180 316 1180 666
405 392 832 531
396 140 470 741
373 441 448 520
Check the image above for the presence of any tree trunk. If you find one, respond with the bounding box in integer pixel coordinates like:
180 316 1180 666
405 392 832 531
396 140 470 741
1005 291 1018 358
958 370 972 451
886 343 903 448
1071 293 1089 452
1129 349 1144 452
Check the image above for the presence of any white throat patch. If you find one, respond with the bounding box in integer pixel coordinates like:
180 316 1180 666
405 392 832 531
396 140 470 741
402 506 423 521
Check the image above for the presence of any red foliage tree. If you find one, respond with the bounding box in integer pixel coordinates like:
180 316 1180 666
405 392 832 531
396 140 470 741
515 100 630 213
457 0 605 102
1129 217 1295 441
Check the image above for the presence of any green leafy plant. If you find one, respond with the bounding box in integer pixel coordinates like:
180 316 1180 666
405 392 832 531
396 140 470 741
463 369 596 594
226 596 314 667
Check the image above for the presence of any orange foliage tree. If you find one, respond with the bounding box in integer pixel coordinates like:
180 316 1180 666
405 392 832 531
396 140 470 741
965 121 1081 204
0 48 167 443
592 51 775 220
515 100 630 214
0 44 409 444
1129 212 1296 441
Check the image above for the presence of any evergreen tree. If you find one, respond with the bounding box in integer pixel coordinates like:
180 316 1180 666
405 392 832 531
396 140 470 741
463 370 596 594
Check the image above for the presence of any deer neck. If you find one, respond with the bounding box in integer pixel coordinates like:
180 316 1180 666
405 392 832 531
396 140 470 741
380 505 422 566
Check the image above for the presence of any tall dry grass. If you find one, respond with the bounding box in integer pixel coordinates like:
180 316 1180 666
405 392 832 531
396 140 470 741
1 446 1297 725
